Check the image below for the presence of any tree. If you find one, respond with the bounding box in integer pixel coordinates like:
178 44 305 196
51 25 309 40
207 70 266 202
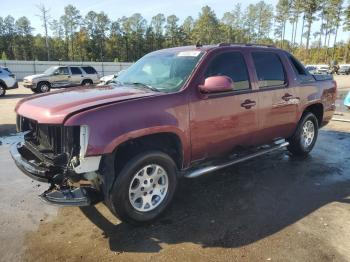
151 14 165 49
343 1 350 62
3 16 16 59
165 15 180 46
182 16 194 44
60 5 81 60
36 4 51 60
255 1 274 41
303 0 320 50
275 0 290 48
15 17 33 60
192 6 221 44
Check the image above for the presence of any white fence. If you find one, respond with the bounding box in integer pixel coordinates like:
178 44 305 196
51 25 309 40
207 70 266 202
0 60 133 80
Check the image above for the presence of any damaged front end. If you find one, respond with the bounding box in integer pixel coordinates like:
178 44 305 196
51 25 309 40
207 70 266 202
10 115 102 206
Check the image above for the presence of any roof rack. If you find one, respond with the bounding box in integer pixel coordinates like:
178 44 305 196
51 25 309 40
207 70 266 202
217 43 276 48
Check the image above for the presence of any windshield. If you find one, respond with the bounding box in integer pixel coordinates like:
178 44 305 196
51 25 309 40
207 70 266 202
115 50 204 93
44 66 58 75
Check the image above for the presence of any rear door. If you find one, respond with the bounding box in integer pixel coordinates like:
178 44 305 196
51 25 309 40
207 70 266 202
250 51 298 144
69 67 83 85
189 50 259 161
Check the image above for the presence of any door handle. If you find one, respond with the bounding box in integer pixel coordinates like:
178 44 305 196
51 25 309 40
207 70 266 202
282 93 293 101
68 75 71 78
241 99 256 109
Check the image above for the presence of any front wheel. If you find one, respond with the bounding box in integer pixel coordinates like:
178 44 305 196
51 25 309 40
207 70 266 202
109 151 178 225
36 82 51 93
287 112 319 156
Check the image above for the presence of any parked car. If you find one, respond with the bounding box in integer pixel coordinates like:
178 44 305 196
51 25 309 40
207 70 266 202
23 65 100 93
98 70 126 85
305 65 318 74
11 44 336 224
316 65 331 74
338 64 350 75
0 66 18 97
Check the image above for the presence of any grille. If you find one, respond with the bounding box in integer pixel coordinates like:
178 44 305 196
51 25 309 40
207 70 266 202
17 115 79 157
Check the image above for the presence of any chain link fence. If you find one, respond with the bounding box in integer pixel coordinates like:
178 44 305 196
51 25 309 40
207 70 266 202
0 60 133 80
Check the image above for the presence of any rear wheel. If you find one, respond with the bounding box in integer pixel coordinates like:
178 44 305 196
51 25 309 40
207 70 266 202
0 85 6 97
287 112 319 156
82 79 93 86
109 151 178 225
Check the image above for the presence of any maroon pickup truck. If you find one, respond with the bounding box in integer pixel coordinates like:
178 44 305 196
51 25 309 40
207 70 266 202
11 44 336 224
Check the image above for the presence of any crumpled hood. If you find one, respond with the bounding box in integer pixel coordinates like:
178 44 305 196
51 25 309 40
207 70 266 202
16 85 160 124
24 74 47 81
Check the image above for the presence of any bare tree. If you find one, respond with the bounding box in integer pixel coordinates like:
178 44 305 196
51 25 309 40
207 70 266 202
36 3 51 60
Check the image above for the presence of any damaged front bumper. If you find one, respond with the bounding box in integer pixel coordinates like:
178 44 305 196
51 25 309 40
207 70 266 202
10 141 102 206
11 142 54 183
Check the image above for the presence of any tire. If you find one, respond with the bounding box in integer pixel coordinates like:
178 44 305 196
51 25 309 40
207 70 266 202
36 82 51 93
31 88 40 94
287 112 319 156
0 85 6 97
82 79 93 86
109 151 178 225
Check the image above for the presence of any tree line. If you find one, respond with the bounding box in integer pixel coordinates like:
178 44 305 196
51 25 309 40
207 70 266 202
0 1 349 64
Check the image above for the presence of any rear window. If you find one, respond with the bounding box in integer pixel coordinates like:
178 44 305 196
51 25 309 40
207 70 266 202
82 66 97 74
252 52 285 88
70 67 82 75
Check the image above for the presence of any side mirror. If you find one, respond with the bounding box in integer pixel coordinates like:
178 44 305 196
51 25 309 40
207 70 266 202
199 76 234 93
53 71 60 75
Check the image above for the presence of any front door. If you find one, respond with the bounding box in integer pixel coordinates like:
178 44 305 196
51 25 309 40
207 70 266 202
189 50 259 162
51 67 70 87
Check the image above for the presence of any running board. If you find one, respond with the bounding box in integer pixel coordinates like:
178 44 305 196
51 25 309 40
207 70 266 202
40 186 101 207
184 141 289 179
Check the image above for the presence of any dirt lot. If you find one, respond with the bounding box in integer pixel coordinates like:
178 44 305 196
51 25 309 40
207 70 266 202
0 77 350 262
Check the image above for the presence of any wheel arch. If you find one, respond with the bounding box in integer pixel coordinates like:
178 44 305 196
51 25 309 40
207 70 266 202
0 79 7 88
112 131 184 172
302 103 324 127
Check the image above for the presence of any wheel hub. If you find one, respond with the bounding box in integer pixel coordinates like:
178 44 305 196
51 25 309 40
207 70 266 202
302 120 315 147
129 164 168 212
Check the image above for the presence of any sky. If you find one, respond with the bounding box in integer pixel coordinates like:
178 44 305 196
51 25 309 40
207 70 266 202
1 0 349 45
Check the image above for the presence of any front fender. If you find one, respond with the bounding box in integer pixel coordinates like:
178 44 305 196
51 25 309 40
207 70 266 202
64 92 191 167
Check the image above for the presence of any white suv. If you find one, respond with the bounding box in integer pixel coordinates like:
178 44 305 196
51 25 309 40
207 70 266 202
0 67 18 97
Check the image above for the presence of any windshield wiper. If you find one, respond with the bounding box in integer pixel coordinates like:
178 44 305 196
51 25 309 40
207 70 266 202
124 82 160 92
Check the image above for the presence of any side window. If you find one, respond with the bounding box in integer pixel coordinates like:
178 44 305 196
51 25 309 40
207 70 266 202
205 52 250 91
82 66 97 74
57 67 69 75
288 54 307 75
287 54 315 83
252 52 285 88
70 67 82 75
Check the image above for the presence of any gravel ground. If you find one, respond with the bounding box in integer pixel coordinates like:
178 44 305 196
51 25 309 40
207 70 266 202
0 77 350 262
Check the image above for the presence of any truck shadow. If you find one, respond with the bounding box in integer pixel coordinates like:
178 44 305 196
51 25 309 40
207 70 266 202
80 129 350 253
0 93 32 100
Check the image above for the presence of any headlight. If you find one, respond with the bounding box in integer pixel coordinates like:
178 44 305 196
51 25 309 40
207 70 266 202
79 125 89 158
